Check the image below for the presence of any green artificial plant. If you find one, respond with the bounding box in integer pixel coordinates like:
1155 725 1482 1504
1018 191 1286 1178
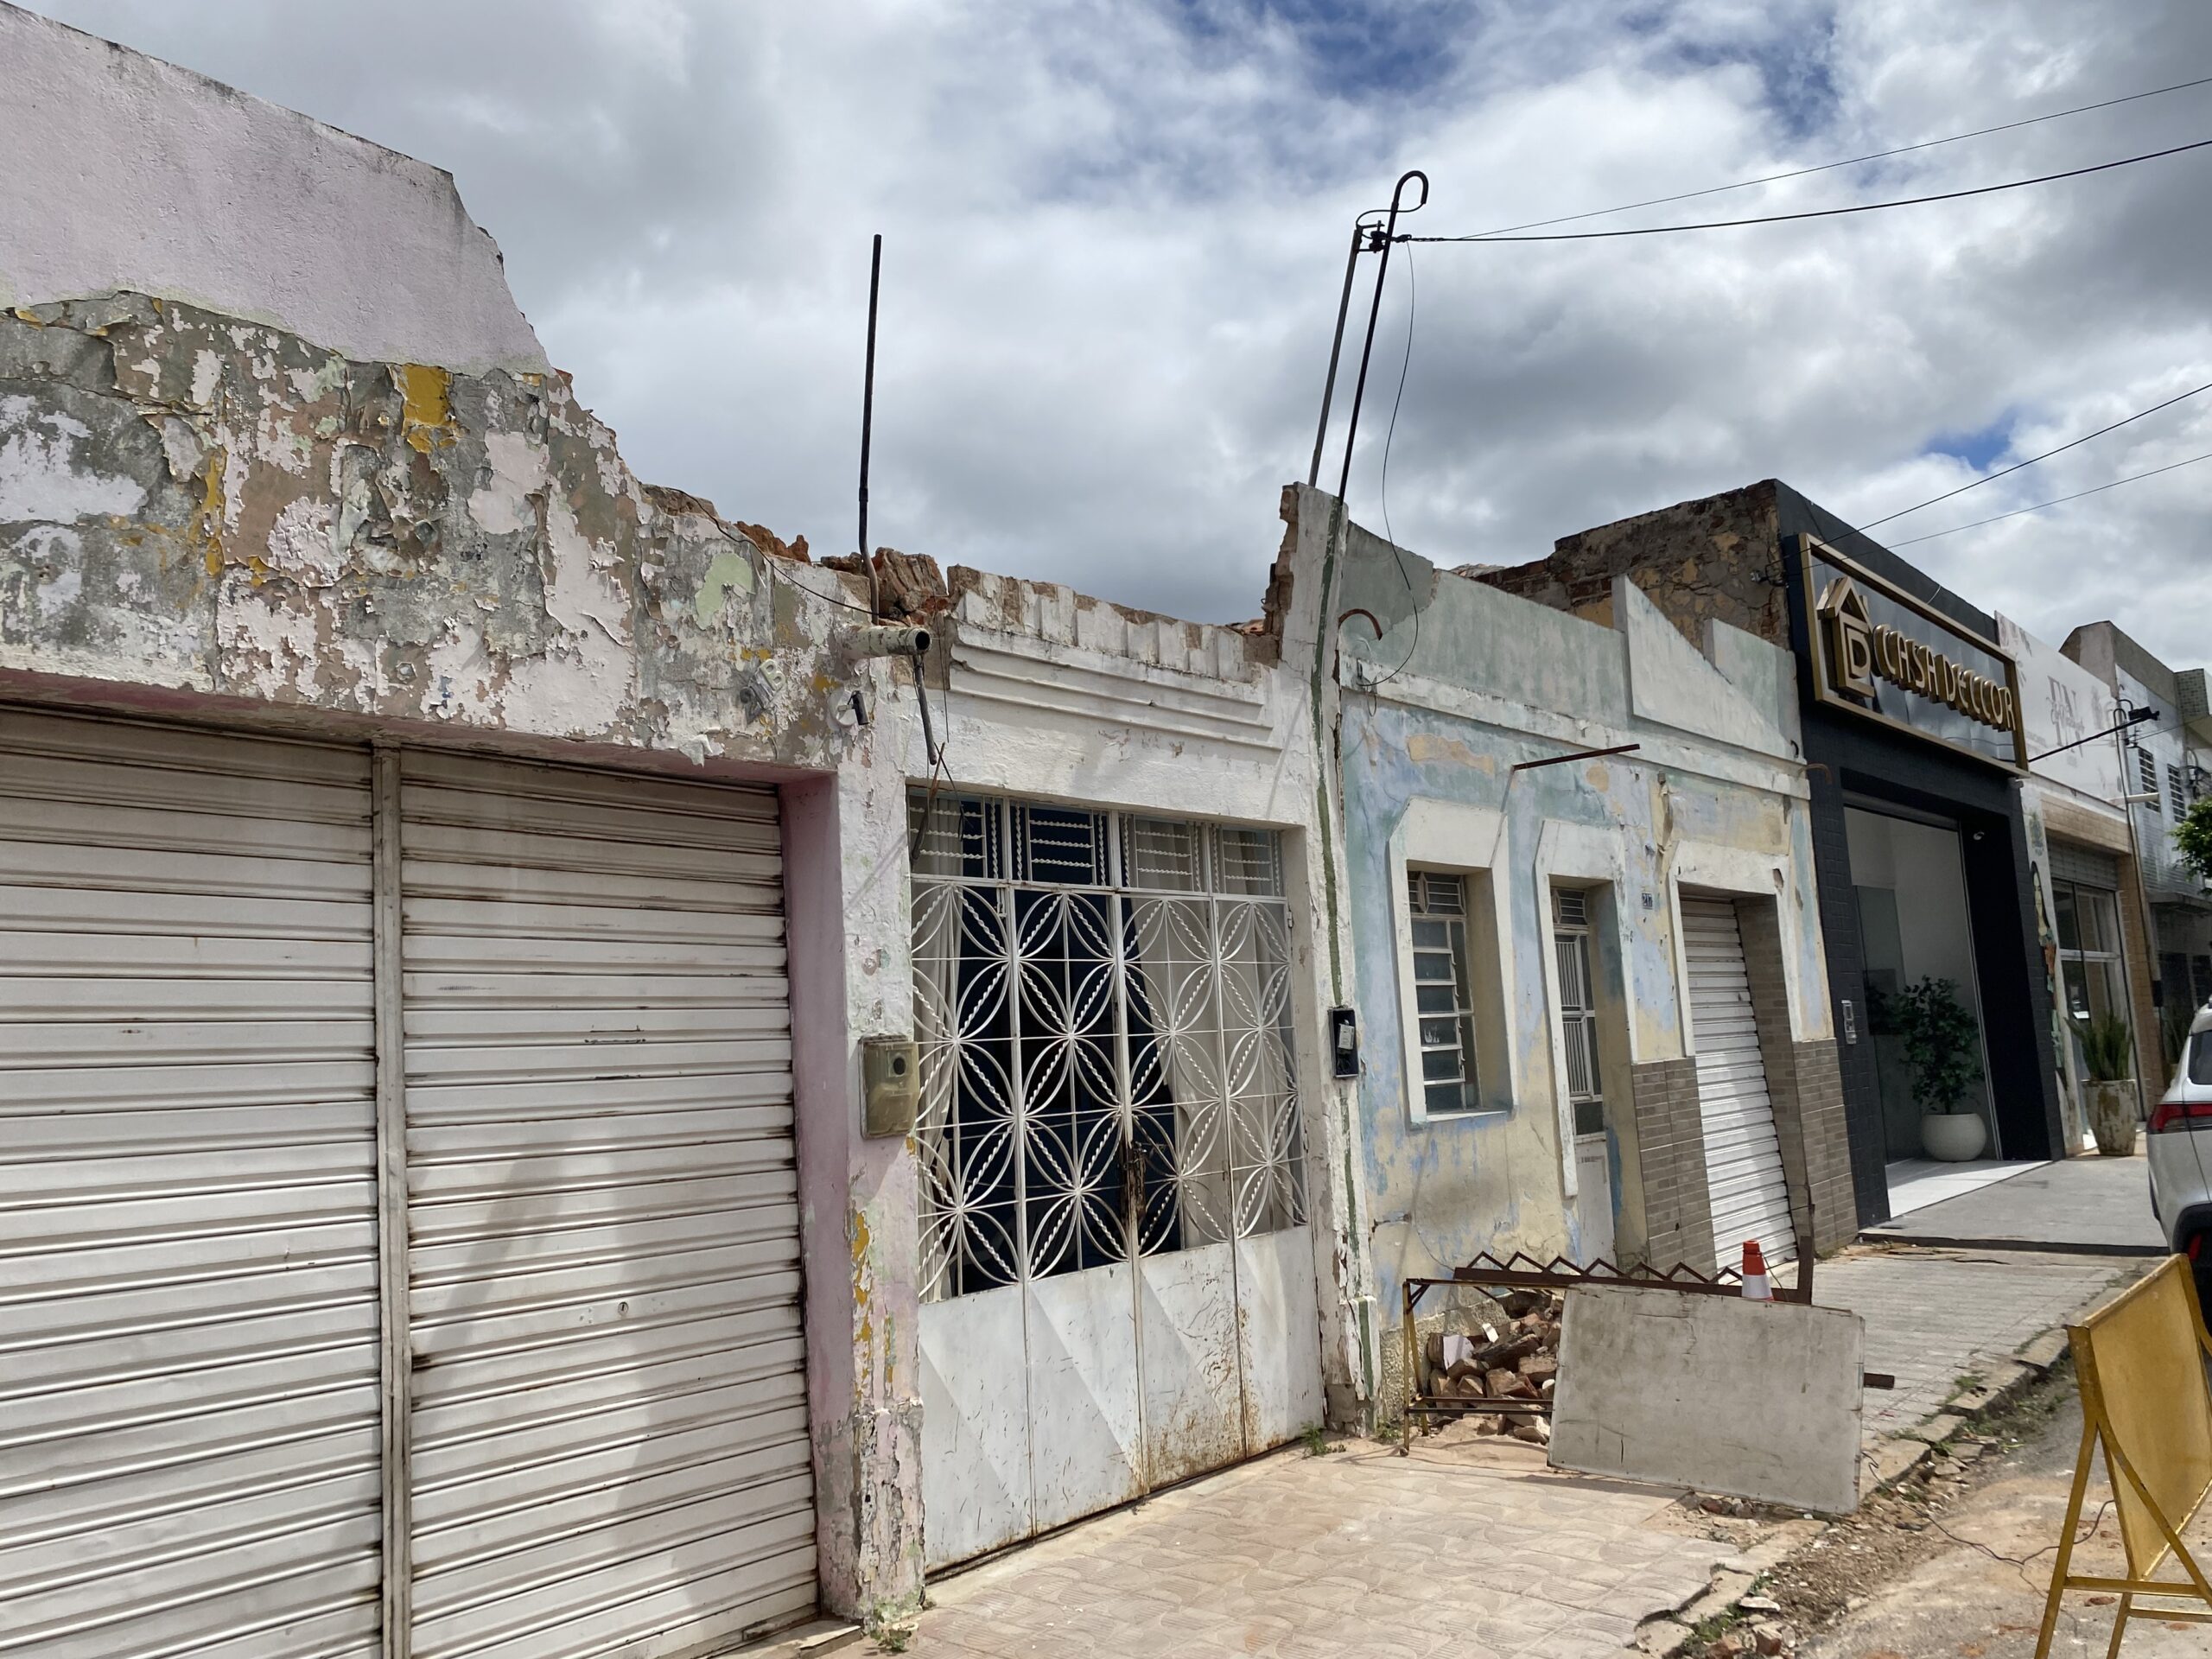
2081 1012 2134 1084
1893 976 1984 1116
2176 794 2212 888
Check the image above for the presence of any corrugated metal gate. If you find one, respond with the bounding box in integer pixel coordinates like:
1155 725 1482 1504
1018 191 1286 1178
1681 895 1795 1270
0 709 812 1659
0 713 385 1659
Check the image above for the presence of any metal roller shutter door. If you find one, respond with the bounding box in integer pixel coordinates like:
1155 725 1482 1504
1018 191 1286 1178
399 751 813 1659
0 710 383 1659
1681 896 1795 1271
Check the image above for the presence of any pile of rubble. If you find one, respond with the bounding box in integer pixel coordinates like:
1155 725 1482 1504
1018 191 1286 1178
1424 1287 1563 1446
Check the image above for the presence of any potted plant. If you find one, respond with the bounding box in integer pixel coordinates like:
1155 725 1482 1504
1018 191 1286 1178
2081 1013 2138 1157
1894 976 1987 1161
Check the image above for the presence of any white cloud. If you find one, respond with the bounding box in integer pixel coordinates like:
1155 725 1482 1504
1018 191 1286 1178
22 0 2212 662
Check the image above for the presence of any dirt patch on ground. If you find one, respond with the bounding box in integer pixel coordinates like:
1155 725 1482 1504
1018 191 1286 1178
1671 1362 2082 1656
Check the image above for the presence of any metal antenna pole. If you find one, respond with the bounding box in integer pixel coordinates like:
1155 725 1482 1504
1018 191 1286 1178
858 233 883 619
1332 171 1428 512
1307 219 1370 489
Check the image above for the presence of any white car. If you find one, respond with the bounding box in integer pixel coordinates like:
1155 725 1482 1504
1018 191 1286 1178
2149 998 2212 1311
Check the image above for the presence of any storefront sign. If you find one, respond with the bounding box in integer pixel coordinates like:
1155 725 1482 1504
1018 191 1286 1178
1799 537 2027 769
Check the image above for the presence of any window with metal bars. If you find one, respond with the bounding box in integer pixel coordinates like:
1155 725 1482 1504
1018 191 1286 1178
1551 887 1605 1135
2171 764 2190 821
906 790 1304 1301
2137 746 2160 808
1406 868 1479 1116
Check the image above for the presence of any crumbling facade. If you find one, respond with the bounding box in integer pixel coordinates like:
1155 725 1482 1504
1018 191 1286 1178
1280 486 1853 1416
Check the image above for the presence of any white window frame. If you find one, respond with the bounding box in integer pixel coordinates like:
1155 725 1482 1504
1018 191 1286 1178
1406 868 1482 1117
1552 889 1604 1116
1532 819 1636 1198
1389 799 1515 1125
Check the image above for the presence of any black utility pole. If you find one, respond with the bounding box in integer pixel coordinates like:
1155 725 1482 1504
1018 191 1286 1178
858 233 883 619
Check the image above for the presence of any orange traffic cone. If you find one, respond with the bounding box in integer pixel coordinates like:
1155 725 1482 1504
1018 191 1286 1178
1740 1240 1772 1301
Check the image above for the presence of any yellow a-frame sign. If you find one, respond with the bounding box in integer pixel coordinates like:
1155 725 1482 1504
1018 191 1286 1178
2035 1255 2212 1656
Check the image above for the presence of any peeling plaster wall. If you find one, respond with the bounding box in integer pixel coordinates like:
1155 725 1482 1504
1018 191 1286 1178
1323 505 1832 1414
0 289 934 1620
785 753 925 1626
0 294 867 765
0 3 546 375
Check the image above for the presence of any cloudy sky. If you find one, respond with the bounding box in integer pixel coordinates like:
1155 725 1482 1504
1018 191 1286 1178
26 0 2212 661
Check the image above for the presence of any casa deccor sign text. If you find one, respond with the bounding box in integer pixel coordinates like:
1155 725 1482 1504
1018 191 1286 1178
1799 537 2027 770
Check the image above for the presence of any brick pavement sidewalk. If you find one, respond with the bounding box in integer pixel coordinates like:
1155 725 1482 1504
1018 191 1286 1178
768 1248 2151 1659
893 1437 1750 1659
1808 1246 2141 1438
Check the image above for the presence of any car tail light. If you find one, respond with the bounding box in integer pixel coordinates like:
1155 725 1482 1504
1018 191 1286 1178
2148 1099 2212 1134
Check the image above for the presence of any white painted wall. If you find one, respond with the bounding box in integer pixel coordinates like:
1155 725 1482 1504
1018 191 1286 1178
0 3 546 374
2002 616 2124 808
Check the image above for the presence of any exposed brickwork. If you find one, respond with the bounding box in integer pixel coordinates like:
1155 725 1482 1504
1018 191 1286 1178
1734 897 1860 1256
1792 1041 1857 1252
1472 480 1788 650
1628 1056 1713 1274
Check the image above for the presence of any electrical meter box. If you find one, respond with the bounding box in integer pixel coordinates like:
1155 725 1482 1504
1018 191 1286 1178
861 1036 920 1138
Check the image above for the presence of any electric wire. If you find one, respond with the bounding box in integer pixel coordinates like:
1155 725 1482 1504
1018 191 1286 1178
1464 73 2212 238
743 529 880 617
1925 1498 2115 1598
1857 377 2212 530
1886 448 2212 546
1398 136 2212 243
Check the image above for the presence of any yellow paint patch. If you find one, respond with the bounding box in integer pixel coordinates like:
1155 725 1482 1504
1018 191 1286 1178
853 1209 874 1344
199 445 227 575
397 364 454 454
1407 731 1497 771
1585 763 1610 791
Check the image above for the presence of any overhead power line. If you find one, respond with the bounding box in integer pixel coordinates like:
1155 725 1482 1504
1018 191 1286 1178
1857 377 2212 530
1398 136 2212 243
1885 448 2212 546
1466 72 2212 238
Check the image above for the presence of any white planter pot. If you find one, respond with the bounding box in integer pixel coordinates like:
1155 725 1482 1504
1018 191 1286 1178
2087 1080 2139 1157
1920 1111 1987 1162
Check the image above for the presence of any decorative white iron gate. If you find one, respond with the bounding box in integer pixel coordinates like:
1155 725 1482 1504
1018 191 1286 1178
910 794 1323 1568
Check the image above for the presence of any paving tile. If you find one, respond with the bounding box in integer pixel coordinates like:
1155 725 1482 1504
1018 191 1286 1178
906 1435 1742 1659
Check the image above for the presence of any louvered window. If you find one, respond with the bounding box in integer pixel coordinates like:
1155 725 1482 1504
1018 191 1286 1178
1552 887 1604 1133
1407 869 1479 1116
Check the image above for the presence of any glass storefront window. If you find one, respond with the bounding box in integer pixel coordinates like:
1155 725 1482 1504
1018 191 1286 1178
2053 879 2125 1029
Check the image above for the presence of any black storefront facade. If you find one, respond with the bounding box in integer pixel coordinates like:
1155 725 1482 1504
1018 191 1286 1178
1772 490 2064 1224
1478 479 2068 1230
